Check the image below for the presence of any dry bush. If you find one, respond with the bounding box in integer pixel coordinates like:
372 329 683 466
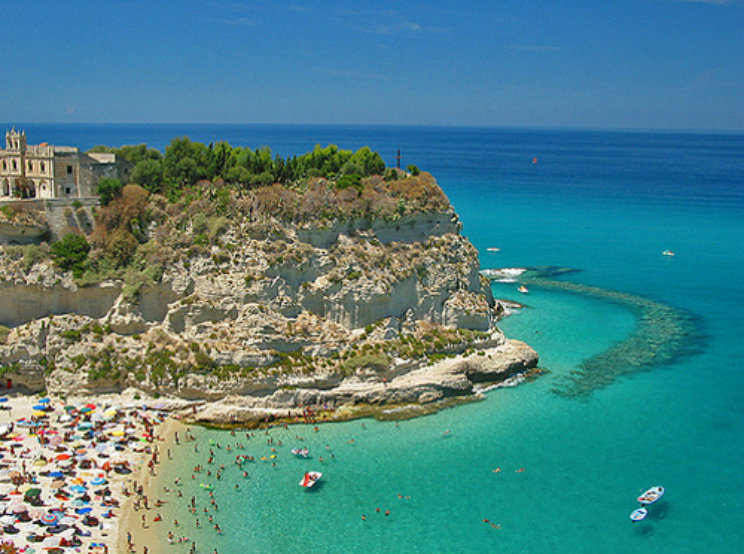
253 183 300 219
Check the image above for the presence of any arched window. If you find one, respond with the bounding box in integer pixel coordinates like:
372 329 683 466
40 161 45 172
12 159 17 170
2 179 8 196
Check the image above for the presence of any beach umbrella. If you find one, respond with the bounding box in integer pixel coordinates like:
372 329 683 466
69 485 86 494
75 507 92 514
0 397 7 402
63 405 76 412
38 398 50 404
48 471 64 478
33 404 46 411
59 516 78 525
50 479 65 490
32 459 47 467
40 513 59 526
55 453 71 461
24 487 42 498
0 514 15 525
90 477 106 486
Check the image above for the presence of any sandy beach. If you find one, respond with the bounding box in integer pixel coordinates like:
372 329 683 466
0 388 173 554
116 416 186 554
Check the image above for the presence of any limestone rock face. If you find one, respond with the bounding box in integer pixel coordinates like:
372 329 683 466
0 207 539 419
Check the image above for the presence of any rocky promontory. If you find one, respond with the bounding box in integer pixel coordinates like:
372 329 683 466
0 143 537 425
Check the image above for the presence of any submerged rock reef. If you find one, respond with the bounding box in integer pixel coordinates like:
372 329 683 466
0 171 538 425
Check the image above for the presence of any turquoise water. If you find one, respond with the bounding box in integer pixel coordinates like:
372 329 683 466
6 124 743 552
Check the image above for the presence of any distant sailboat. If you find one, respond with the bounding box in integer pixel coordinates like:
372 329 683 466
532 157 538 165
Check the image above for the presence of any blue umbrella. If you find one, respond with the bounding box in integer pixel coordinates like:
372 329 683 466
90 477 107 486
75 507 92 515
33 405 46 411
48 471 64 478
70 485 87 494
38 398 50 404
0 397 7 402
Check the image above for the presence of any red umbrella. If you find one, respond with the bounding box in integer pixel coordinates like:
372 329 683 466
55 453 71 461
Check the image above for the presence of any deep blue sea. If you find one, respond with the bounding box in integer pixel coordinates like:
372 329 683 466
7 124 744 553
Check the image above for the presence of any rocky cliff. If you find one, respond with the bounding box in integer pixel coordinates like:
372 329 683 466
0 172 537 424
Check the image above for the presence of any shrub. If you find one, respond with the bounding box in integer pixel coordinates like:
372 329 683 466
51 234 90 278
107 228 139 267
336 174 362 192
61 329 82 341
20 244 47 271
341 352 390 375
96 178 123 206
208 216 229 241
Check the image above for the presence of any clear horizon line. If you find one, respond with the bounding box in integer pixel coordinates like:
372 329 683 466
2 121 743 135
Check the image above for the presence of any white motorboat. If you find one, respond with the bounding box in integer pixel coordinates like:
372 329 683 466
299 471 322 488
630 507 648 522
662 250 675 257
291 447 309 458
517 285 529 294
637 486 664 505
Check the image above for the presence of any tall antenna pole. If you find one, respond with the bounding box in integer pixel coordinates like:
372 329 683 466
396 149 401 169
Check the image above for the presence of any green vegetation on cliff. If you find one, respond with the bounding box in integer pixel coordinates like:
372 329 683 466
89 138 388 199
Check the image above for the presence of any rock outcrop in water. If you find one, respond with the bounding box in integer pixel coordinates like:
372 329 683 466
0 171 538 424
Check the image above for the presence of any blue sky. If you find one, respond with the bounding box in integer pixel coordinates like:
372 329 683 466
1 0 742 130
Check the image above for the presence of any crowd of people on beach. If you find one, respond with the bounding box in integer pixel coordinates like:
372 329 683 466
0 392 167 554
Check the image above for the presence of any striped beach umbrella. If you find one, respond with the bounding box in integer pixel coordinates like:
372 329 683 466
40 512 59 525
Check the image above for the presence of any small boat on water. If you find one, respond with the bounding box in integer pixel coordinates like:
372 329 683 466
630 507 648 522
637 486 664 505
662 250 675 257
291 447 309 458
299 471 322 488
486 247 500 252
517 285 528 294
